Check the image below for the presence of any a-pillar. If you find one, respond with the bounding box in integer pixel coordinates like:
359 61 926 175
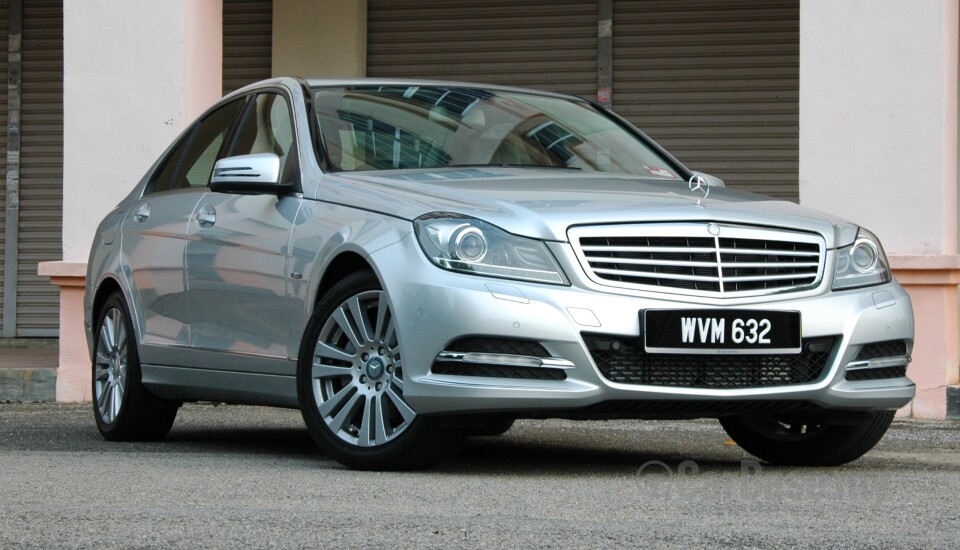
39 0 223 401
800 0 960 418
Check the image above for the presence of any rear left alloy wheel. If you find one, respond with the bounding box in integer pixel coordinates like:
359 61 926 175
297 272 464 470
93 291 178 441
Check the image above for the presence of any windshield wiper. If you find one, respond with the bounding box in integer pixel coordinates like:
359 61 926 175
446 164 582 171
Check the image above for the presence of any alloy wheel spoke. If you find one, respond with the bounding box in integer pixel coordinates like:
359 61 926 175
314 342 356 364
358 397 375 446
312 361 352 380
385 387 416 423
94 364 111 380
115 320 127 354
115 378 125 406
332 307 364 351
109 310 124 348
373 292 389 342
347 295 374 343
328 392 362 434
100 321 114 354
111 383 122 419
384 320 397 350
372 395 389 445
318 384 355 418
99 381 113 421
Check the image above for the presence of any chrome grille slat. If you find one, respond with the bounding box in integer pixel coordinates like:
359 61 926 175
723 262 819 269
581 246 718 254
591 268 719 282
571 223 826 298
585 257 719 268
718 248 820 257
723 273 818 282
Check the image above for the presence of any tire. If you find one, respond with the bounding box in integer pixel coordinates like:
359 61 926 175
297 271 464 470
719 410 896 466
92 291 178 441
464 415 516 437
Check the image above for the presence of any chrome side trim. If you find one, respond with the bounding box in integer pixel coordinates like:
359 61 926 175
845 355 912 371
437 351 576 370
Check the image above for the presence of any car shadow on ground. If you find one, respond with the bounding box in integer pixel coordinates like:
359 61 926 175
162 426 320 458
437 435 747 476
159 424 747 475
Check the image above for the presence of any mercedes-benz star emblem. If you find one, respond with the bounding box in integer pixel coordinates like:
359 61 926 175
707 223 720 236
688 174 710 204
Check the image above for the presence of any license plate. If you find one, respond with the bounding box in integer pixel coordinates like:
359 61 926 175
644 309 801 354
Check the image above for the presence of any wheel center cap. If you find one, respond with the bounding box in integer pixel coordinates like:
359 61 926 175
365 357 385 381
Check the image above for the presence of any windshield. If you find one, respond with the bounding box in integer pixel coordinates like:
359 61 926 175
311 85 683 180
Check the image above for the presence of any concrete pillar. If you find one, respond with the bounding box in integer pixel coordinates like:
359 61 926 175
272 0 367 77
40 0 223 401
800 0 960 418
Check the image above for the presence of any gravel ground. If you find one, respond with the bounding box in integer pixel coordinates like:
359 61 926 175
1 402 958 549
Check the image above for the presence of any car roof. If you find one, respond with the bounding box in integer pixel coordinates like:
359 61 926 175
228 76 588 103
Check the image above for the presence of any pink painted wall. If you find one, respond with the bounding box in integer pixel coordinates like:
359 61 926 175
56 0 223 401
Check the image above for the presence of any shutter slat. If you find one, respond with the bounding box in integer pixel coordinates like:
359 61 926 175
222 0 273 96
0 2 9 330
367 0 598 99
16 0 63 335
614 0 799 200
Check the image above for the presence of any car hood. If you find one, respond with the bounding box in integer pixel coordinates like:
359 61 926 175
318 167 859 248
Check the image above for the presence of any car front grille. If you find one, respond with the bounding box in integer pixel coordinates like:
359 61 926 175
570 223 825 297
584 334 835 389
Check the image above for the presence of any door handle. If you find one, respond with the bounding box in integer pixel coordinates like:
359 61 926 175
196 204 217 227
134 203 151 222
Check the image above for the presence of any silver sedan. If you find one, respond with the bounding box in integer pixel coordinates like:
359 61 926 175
85 78 915 470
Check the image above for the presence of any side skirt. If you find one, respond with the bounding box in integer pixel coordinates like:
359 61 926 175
140 365 299 408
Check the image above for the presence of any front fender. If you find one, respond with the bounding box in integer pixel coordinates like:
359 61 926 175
287 199 413 357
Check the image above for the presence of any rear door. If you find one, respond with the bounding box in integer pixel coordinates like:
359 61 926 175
122 98 246 366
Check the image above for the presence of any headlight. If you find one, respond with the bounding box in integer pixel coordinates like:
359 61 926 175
832 227 892 290
414 213 567 285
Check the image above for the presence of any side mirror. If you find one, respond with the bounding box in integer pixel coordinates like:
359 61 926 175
692 171 725 188
210 153 291 194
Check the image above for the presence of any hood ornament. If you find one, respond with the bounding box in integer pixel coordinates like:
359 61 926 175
688 174 709 206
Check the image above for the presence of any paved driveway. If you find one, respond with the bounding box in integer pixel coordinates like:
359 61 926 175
1 403 958 549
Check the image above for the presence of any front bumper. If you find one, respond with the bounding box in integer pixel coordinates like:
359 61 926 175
373 234 916 416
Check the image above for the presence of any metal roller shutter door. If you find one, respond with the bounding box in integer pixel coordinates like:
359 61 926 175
613 0 800 200
0 3 9 332
367 0 598 99
17 0 62 336
222 0 273 96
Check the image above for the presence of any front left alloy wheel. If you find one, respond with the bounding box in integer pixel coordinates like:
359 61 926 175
93 291 178 441
297 272 464 470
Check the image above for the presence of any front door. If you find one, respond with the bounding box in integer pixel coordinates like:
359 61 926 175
183 91 303 375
